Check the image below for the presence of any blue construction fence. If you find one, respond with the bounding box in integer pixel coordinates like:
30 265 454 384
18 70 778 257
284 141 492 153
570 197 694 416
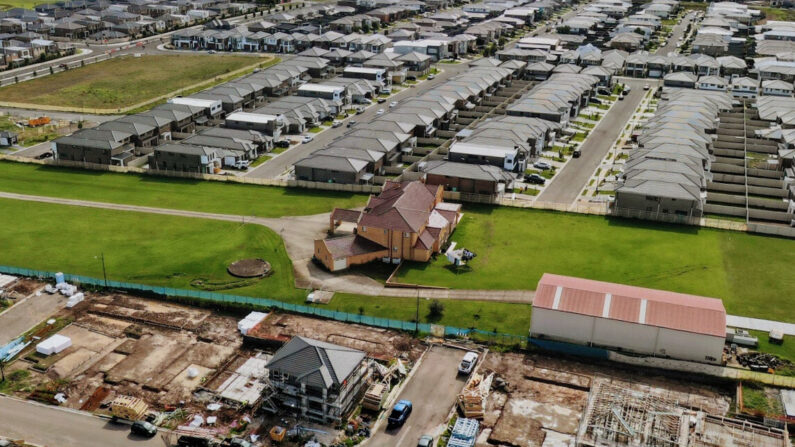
0 265 530 347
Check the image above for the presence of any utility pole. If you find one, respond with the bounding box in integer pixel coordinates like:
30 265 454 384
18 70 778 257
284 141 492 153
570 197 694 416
97 252 108 287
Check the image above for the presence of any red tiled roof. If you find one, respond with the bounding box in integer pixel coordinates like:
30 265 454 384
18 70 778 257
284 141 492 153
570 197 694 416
331 208 362 223
359 181 441 233
534 273 726 337
322 235 388 259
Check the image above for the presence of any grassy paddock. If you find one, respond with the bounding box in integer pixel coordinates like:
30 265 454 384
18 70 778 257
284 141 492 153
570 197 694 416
0 55 260 109
0 0 46 9
0 161 367 218
396 206 795 323
0 198 303 300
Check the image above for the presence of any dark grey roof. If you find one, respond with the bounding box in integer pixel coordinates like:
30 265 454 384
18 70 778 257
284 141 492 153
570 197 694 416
266 336 365 389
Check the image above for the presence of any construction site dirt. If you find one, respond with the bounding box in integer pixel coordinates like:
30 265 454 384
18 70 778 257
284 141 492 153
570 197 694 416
477 351 733 447
245 312 425 362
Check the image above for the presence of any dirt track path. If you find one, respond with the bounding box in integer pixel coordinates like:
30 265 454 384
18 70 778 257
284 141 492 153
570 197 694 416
0 191 534 303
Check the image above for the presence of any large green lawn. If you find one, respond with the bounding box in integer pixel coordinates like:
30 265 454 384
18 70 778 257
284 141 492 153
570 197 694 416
0 55 267 109
0 0 46 10
0 198 533 335
0 162 367 218
396 206 795 323
0 198 303 301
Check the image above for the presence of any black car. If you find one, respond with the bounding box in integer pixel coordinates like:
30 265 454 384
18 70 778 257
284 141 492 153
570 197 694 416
525 174 546 185
178 435 217 447
275 140 290 148
130 421 157 438
35 151 53 160
377 97 386 103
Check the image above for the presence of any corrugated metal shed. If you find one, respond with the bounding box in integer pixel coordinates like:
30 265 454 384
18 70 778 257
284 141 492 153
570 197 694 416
534 273 726 337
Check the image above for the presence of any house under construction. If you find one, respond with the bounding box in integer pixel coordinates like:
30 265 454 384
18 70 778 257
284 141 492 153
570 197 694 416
577 381 790 447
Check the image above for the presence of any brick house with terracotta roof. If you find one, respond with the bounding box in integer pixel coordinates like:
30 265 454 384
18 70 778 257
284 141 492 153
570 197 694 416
314 180 462 271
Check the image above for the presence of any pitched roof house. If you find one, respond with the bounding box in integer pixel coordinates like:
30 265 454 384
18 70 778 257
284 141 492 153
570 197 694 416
315 181 462 271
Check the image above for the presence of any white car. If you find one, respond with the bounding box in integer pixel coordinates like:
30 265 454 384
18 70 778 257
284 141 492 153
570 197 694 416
458 352 478 375
301 135 314 144
534 161 552 170
643 84 650 90
376 108 384 115
427 74 435 80
389 101 398 108
331 120 342 128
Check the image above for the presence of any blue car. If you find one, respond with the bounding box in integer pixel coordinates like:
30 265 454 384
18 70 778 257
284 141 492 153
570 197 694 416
388 400 413 427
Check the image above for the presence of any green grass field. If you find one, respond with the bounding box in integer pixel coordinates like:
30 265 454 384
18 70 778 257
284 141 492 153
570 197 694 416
0 197 534 335
0 0 46 10
758 7 795 22
0 162 367 218
0 55 262 109
0 198 303 300
396 206 795 323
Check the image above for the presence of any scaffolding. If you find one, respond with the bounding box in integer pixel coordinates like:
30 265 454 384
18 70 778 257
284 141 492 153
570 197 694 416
578 381 685 447
578 380 790 447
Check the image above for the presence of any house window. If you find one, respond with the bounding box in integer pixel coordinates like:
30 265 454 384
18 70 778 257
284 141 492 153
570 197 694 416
361 226 366 232
393 246 398 251
404 232 409 238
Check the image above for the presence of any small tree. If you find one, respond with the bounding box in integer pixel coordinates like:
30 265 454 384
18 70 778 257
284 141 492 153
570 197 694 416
428 300 444 320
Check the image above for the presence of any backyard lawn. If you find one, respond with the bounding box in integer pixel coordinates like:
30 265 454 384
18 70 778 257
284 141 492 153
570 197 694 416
0 198 303 301
396 206 795 323
0 54 266 109
0 161 367 218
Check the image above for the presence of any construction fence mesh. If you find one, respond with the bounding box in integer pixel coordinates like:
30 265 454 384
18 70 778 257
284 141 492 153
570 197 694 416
0 265 529 347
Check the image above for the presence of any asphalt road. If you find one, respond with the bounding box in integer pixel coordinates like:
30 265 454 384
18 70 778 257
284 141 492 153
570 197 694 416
0 396 169 447
655 11 696 56
367 346 468 447
536 78 649 205
244 62 471 179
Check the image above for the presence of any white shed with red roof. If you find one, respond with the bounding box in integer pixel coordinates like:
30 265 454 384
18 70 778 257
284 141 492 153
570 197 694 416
531 273 727 364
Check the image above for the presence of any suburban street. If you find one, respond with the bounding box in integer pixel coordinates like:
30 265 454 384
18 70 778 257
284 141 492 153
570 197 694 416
655 11 696 56
367 346 469 447
244 62 471 179
537 78 649 205
0 396 169 447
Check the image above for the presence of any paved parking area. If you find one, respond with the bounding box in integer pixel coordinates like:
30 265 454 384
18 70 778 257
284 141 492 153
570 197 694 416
367 345 469 447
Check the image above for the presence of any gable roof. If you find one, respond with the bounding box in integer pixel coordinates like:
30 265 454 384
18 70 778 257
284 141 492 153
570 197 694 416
358 181 440 233
266 336 365 389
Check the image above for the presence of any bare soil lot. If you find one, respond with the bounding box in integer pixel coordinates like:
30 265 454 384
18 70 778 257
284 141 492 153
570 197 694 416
247 312 424 361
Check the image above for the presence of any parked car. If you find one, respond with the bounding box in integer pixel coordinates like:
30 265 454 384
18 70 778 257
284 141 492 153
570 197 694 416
376 109 384 115
130 421 157 438
533 161 552 170
427 74 435 80
356 107 365 114
388 400 412 427
573 149 582 158
618 94 625 100
233 160 250 170
221 438 252 447
623 85 631 94
35 151 53 160
178 435 217 447
381 87 392 94
525 174 546 185
389 101 398 108
347 120 356 128
458 351 478 375
377 97 387 104
643 83 650 90
301 135 314 144
418 434 434 447
332 120 342 128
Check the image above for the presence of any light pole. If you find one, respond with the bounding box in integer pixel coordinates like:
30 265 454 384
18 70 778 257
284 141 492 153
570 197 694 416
95 253 108 287
415 291 420 335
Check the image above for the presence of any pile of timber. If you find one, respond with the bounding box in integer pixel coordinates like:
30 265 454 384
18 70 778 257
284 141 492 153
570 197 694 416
457 373 493 419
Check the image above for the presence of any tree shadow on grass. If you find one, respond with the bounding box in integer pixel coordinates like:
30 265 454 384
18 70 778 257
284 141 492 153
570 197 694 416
442 264 473 275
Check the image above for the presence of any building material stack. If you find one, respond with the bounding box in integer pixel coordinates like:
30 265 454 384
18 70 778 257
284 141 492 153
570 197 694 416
447 418 480 447
362 383 387 411
457 373 493 419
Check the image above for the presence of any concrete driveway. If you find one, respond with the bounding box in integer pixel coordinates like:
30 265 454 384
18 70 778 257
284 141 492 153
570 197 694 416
536 78 650 205
0 291 65 346
367 345 469 447
0 396 169 447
